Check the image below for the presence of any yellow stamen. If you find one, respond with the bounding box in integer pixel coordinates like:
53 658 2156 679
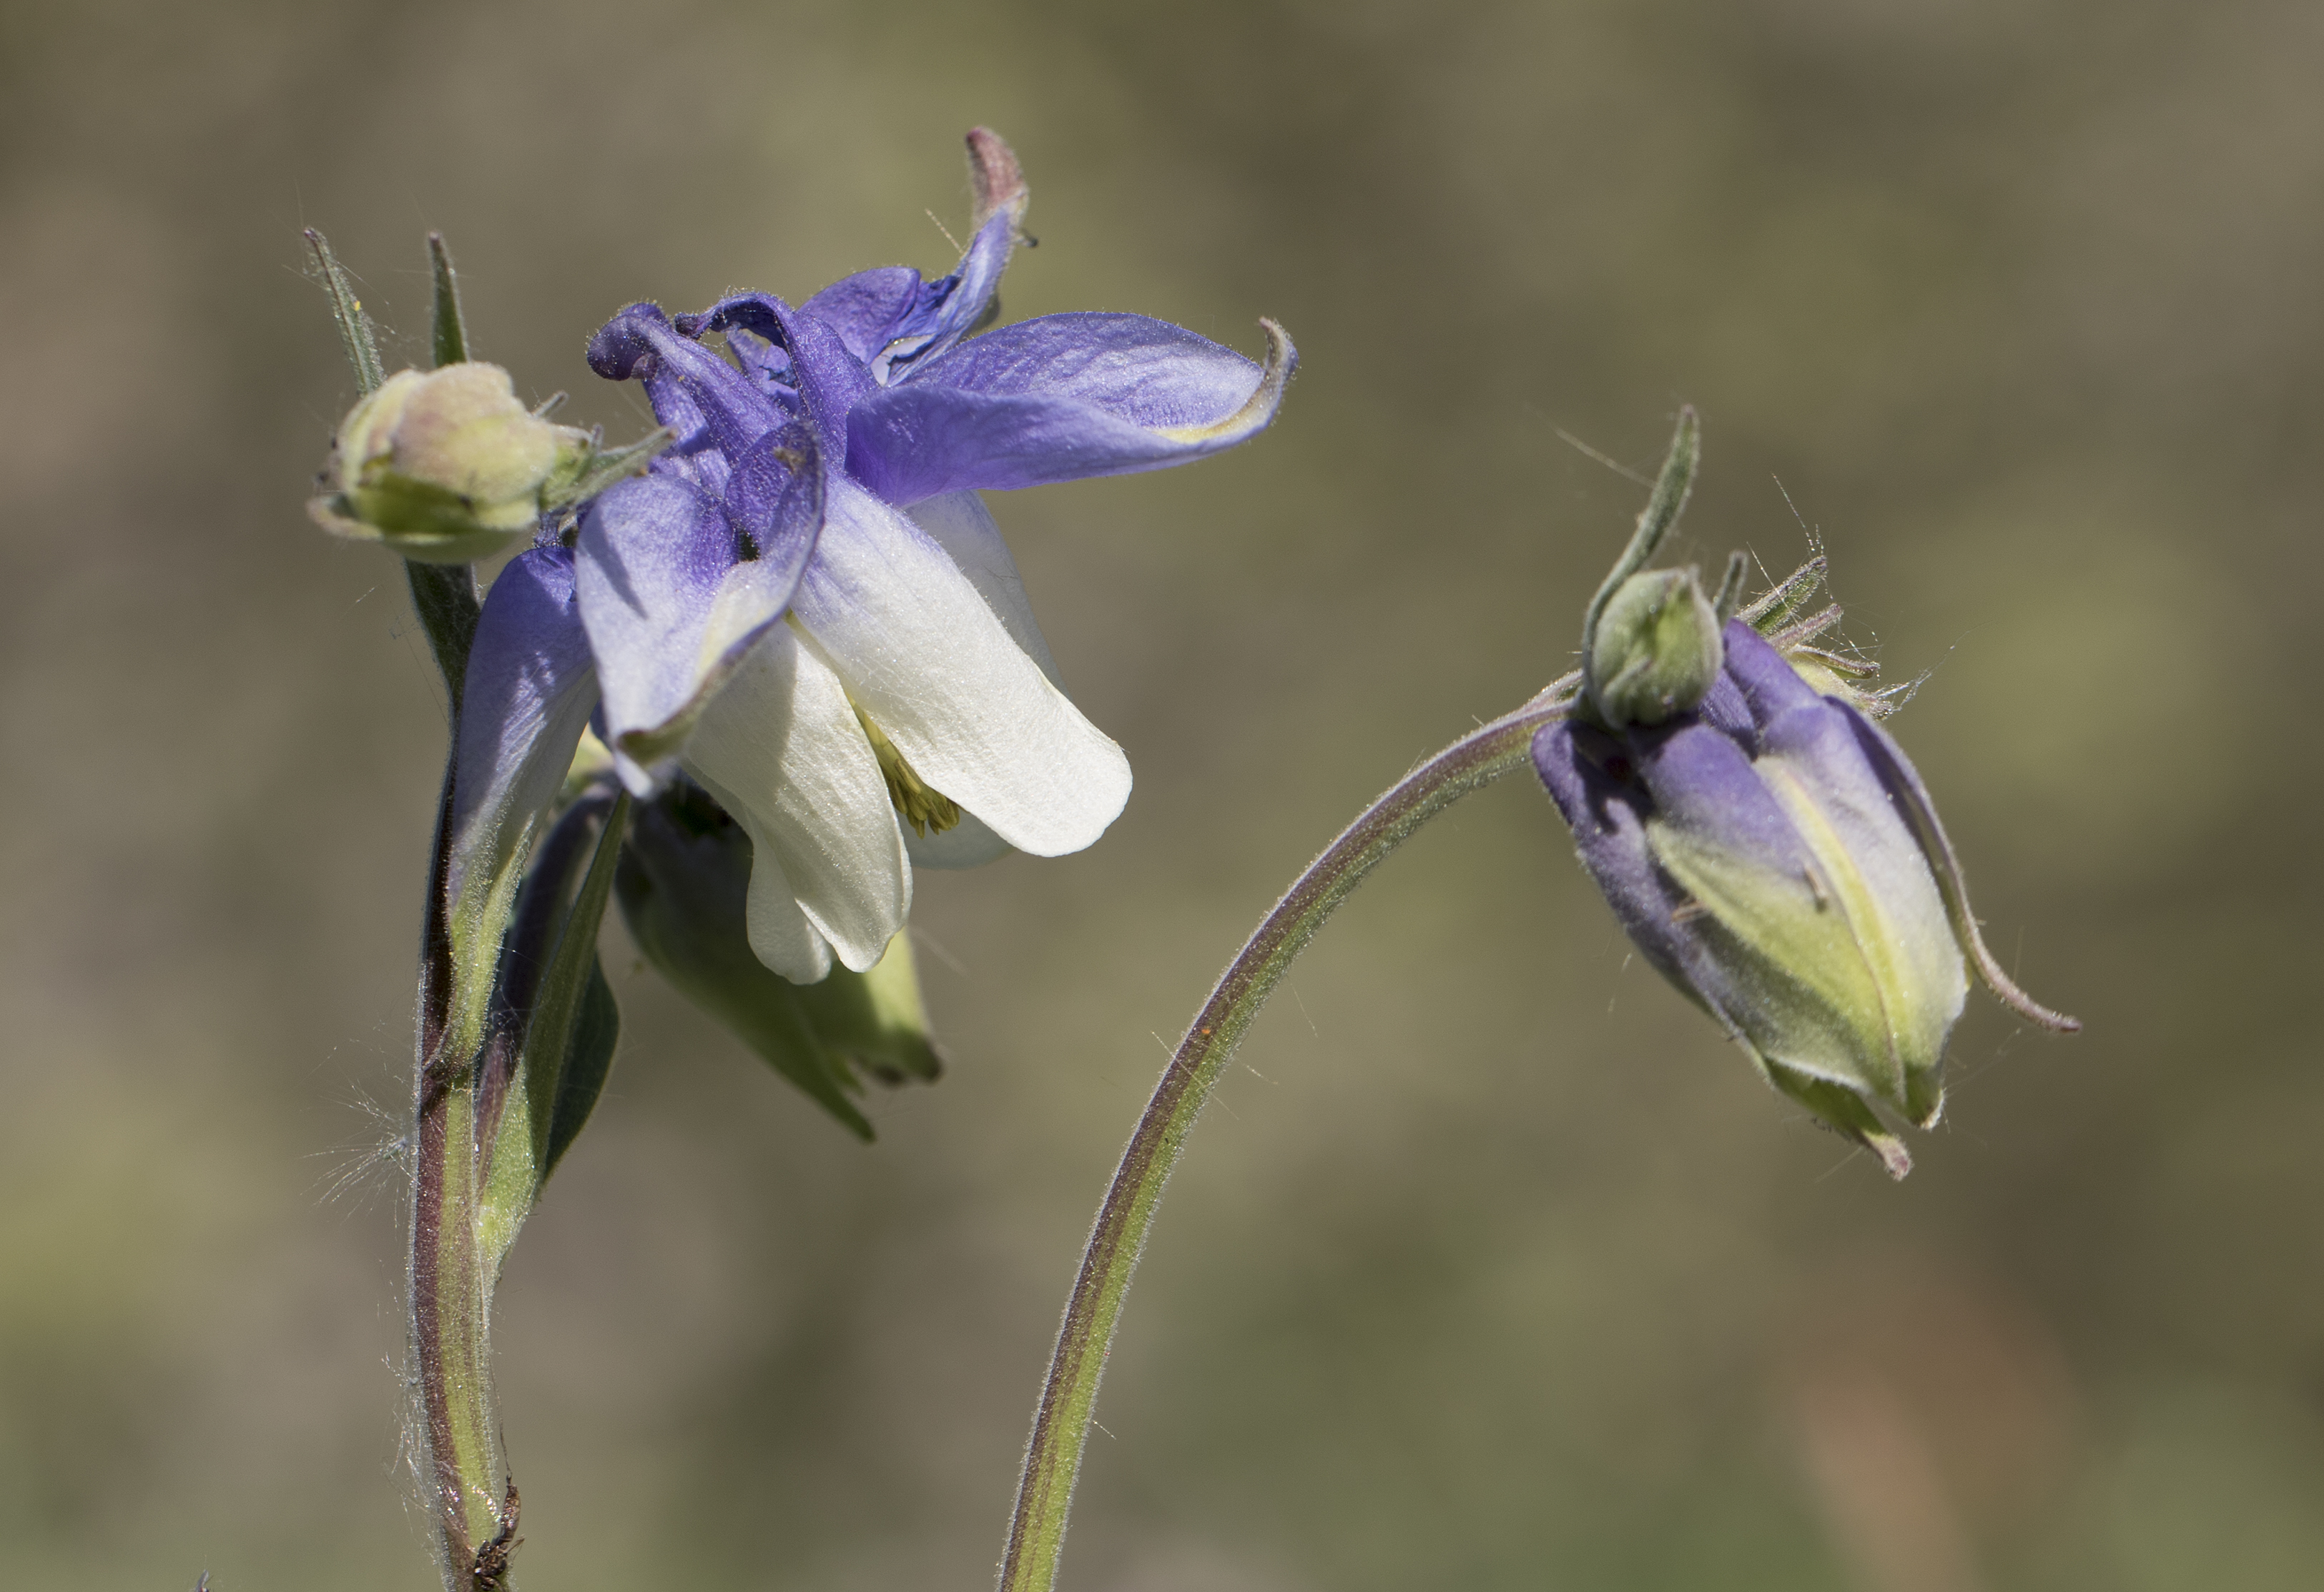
852 705 962 837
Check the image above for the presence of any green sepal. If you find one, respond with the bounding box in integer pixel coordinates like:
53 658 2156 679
543 427 671 514
543 959 621 1181
1587 566 1723 728
1737 555 1828 633
616 783 942 1140
1759 1054 1914 1180
312 478 535 565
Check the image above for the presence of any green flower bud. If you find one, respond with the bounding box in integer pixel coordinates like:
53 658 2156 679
1587 566 1724 728
308 363 589 564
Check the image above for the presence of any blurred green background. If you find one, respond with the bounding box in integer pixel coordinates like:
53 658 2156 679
4 0 2318 1586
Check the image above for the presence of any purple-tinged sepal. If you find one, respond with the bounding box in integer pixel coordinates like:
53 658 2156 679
677 292 875 460
443 547 602 1055
573 420 824 791
846 315 1296 505
799 127 1033 383
1537 414 2077 1176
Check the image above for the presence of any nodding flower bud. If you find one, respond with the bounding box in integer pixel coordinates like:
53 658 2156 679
309 363 589 563
1587 566 1724 729
1535 608 2078 1178
1542 414 2073 1175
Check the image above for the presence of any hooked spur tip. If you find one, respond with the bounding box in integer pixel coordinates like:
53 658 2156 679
967 126 1030 232
1865 1131 1914 1181
586 302 676 382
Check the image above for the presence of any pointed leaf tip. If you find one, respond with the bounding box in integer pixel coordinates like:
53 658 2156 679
428 231 470 369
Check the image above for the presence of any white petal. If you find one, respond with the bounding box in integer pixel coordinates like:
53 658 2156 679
682 624 910 975
792 479 1131 858
905 809 1013 871
904 490 1060 684
899 492 1044 869
704 826 832 984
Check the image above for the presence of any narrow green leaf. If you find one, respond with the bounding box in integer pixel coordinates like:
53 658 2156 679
541 426 674 514
480 792 629 1266
1580 405 1700 689
428 232 469 369
303 228 385 396
1738 555 1828 632
543 959 620 1180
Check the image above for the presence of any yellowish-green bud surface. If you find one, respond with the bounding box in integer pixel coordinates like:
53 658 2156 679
309 363 589 564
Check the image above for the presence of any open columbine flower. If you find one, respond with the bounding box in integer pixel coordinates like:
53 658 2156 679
447 129 1294 987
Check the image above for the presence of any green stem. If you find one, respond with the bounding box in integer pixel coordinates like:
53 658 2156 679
996 678 1580 1592
403 599 500 1592
412 1052 508 1588
310 225 557 1588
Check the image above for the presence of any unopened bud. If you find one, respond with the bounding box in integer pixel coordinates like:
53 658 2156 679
309 363 587 563
1587 567 1723 728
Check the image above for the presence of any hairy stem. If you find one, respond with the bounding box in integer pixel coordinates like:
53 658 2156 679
997 678 1580 1592
404 612 505 1590
308 224 528 1588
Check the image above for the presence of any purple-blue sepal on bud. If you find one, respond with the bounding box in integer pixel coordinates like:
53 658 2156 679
1537 413 2077 1177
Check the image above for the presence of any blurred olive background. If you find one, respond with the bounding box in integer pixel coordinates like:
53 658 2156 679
4 0 2319 1587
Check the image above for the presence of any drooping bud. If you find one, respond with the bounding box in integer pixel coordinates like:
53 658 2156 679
1537 607 2078 1178
614 780 941 1139
309 362 590 564
1586 566 1724 728
1542 421 2074 1176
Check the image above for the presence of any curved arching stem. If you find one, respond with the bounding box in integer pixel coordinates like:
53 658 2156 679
996 677 1580 1592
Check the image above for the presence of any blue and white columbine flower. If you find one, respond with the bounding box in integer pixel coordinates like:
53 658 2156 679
447 129 1294 986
